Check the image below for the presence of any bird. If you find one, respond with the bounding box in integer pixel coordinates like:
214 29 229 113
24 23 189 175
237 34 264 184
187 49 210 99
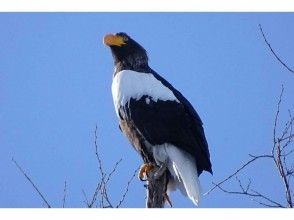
103 32 212 206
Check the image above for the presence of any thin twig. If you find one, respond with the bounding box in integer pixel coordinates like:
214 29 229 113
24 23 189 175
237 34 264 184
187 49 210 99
204 154 272 196
214 183 285 208
12 157 51 208
280 116 294 144
272 86 293 207
259 24 294 74
280 134 294 143
273 85 284 149
105 159 122 185
250 189 285 208
94 125 105 179
89 182 102 208
100 182 113 208
62 180 67 208
82 189 90 207
116 167 139 208
92 125 126 208
93 125 113 208
209 87 293 208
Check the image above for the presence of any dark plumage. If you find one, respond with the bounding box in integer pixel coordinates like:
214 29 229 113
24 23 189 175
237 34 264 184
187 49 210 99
104 32 212 206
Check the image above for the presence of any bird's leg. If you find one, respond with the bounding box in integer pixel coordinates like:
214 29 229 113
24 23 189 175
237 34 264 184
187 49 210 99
154 161 167 180
138 163 154 181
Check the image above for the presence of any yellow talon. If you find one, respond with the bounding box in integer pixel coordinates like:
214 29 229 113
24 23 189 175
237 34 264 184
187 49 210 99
138 163 154 181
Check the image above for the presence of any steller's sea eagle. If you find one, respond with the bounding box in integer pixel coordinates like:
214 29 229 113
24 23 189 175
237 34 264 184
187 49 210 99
103 32 212 206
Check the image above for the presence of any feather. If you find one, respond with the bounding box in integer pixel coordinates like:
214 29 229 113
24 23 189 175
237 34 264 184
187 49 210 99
166 145 201 206
112 70 179 117
152 144 201 206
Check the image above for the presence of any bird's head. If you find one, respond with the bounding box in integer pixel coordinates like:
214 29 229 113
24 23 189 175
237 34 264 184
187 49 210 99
103 32 149 72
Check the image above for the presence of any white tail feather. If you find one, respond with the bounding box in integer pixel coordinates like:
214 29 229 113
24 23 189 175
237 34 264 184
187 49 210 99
165 145 201 206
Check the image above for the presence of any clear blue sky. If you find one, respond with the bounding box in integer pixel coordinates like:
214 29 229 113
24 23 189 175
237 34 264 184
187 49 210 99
1 13 294 208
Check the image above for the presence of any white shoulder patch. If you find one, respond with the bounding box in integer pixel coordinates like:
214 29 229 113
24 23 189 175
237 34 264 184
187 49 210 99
111 70 179 116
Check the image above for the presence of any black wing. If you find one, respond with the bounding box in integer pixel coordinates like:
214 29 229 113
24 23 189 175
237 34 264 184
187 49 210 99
121 90 212 175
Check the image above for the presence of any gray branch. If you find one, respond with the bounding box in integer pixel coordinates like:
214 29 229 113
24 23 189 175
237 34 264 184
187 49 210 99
146 164 168 208
205 86 293 208
12 157 51 208
259 24 294 74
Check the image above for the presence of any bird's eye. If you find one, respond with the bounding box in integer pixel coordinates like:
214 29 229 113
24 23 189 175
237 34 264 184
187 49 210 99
122 35 128 42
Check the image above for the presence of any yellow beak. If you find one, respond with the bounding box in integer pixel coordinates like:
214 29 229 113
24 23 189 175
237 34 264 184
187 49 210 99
103 34 126 47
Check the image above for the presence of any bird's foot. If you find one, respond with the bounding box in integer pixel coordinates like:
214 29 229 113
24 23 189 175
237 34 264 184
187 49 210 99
138 163 154 181
154 162 167 180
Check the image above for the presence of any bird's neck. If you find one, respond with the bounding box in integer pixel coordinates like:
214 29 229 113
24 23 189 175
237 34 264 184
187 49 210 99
113 56 150 76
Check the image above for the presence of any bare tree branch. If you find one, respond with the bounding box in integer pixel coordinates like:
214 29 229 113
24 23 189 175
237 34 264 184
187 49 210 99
146 163 168 208
94 125 105 180
12 157 51 208
105 159 122 185
116 167 139 208
214 182 285 208
14 124 137 208
212 25 294 208
259 24 294 74
279 135 294 144
272 86 293 208
204 154 272 196
93 126 173 208
82 189 90 207
85 125 137 208
86 182 102 208
62 180 67 208
205 86 293 208
92 125 114 208
273 85 284 150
